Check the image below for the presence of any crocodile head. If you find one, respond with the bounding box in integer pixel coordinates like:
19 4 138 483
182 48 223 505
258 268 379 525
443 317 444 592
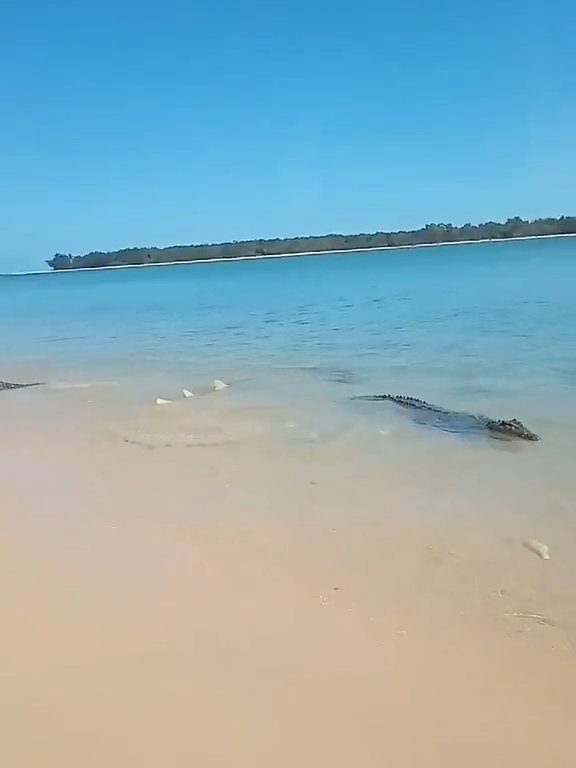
486 418 540 442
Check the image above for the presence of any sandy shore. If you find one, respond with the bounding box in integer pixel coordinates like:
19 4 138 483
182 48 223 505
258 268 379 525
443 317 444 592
1 391 576 766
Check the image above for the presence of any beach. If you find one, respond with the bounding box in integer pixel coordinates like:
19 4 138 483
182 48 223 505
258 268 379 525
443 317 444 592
3 0 575 759
1 385 576 766
2 236 576 765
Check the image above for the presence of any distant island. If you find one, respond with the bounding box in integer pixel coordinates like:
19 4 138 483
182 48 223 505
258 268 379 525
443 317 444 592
47 216 576 270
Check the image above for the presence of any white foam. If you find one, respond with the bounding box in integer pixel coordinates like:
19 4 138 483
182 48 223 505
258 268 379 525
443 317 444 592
182 389 195 398
524 539 551 560
213 379 229 391
155 398 172 405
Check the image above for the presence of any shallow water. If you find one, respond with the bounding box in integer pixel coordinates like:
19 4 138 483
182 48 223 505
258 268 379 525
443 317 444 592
2 238 576 429
2 239 576 766
2 238 575 528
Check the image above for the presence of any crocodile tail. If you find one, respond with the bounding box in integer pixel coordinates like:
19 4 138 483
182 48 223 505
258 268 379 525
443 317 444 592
385 395 430 407
352 394 424 404
351 394 389 401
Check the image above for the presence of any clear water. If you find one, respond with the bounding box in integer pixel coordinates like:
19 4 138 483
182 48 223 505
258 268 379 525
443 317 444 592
1 238 576 439
3 238 576 651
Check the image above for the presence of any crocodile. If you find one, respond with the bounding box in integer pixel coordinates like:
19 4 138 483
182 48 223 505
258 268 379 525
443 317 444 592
0 381 44 391
353 394 540 441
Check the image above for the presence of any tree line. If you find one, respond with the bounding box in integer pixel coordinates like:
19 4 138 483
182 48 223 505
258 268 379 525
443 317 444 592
47 216 576 270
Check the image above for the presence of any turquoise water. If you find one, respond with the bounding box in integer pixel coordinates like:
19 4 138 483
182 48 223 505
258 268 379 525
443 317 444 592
1 238 576 437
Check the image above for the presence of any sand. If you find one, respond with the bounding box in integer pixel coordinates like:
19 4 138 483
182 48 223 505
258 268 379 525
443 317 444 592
1 390 576 766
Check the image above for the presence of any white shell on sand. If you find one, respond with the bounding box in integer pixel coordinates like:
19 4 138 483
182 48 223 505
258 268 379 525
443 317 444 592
524 539 551 560
155 398 172 405
213 379 229 391
182 389 195 398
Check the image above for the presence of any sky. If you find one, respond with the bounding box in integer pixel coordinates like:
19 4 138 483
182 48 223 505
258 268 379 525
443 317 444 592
1 0 574 271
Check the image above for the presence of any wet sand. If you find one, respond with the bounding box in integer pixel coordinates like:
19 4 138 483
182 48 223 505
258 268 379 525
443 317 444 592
1 390 576 766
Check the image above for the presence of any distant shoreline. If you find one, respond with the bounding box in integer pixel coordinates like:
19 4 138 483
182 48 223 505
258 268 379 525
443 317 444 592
8 231 576 276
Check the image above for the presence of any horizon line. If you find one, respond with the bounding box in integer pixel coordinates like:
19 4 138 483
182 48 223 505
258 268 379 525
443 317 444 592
4 231 576 277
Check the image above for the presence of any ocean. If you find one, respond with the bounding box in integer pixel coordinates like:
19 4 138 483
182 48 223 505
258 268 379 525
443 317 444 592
2 237 575 418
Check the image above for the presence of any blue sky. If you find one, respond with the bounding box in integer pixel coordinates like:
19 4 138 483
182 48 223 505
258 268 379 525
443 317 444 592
1 0 574 270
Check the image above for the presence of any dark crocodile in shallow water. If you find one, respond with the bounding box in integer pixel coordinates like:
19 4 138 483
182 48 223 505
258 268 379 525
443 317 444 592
0 381 44 391
353 394 540 441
